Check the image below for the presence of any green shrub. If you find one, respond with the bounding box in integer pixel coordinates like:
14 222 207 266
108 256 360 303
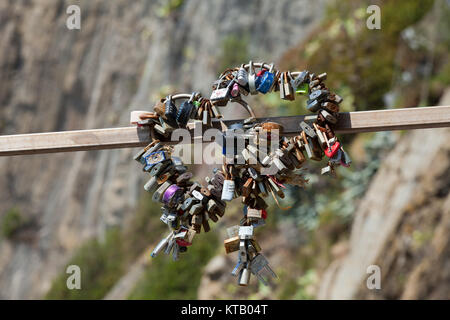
45 228 125 300
1 208 25 239
45 194 167 299
219 35 249 72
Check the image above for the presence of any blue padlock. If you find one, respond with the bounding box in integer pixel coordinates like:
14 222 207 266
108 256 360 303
256 71 274 94
256 64 275 94
143 150 167 171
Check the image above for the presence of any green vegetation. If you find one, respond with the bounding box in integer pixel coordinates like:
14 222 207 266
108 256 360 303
45 228 125 299
281 0 436 110
1 208 26 239
218 34 250 72
45 195 167 299
156 0 185 18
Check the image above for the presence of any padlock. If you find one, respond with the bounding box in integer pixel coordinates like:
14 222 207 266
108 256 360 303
283 72 295 101
189 203 204 216
242 178 253 197
324 135 341 158
152 181 171 203
279 70 286 100
322 101 340 113
236 64 248 86
290 70 309 90
328 93 343 104
164 95 179 128
249 253 277 285
221 166 235 202
151 232 174 258
150 161 170 177
238 265 251 286
181 197 194 211
248 61 258 95
329 149 342 165
134 141 159 163
210 79 231 105
313 123 327 149
306 99 320 112
224 235 240 254
139 142 163 165
278 149 295 170
299 121 317 138
320 109 338 124
230 81 240 98
340 147 352 167
308 136 323 161
301 131 313 159
321 165 333 175
247 208 262 219
309 89 329 101
202 105 211 126
239 225 254 240
176 172 193 185
153 98 166 118
154 124 168 137
256 63 275 94
144 176 158 193
162 184 184 207
176 92 197 128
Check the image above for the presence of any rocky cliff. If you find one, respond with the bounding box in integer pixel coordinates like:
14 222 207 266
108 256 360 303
0 0 327 299
318 89 450 299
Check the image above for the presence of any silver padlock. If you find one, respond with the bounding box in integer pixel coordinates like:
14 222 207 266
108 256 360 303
238 264 251 286
321 165 332 175
250 253 277 286
341 147 352 167
221 179 235 201
144 176 158 193
248 61 258 95
226 225 240 238
237 64 248 86
239 225 254 239
151 232 174 258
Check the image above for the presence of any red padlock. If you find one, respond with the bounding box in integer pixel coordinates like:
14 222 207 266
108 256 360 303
324 141 340 158
176 239 192 247
261 209 267 220
256 69 267 77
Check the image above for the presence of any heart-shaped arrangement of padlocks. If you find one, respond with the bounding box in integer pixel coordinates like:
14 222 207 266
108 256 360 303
132 61 351 286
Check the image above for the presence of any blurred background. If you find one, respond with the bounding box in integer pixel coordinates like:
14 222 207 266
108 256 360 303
0 0 449 299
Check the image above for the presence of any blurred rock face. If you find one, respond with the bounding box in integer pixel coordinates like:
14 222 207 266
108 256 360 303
0 0 326 299
318 91 450 300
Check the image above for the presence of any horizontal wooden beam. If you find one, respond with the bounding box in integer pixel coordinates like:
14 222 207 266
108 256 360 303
0 106 449 156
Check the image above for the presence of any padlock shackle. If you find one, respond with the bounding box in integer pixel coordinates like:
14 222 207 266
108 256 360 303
162 92 202 102
228 98 256 119
242 62 273 72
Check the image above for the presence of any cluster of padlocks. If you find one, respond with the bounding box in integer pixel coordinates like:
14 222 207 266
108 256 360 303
132 61 350 286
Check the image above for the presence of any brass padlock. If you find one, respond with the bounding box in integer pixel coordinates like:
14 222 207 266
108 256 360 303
224 236 240 254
